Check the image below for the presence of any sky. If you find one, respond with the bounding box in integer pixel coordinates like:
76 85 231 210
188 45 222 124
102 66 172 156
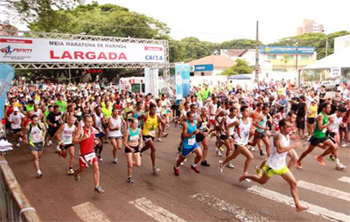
1 0 350 44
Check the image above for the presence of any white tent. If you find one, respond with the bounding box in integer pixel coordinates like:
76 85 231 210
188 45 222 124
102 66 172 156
302 48 350 70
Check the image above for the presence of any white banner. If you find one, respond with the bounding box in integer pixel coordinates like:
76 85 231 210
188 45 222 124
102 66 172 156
144 68 158 96
0 36 165 63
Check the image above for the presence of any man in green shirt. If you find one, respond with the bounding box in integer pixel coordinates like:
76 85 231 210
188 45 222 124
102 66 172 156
25 100 34 113
201 84 210 106
56 94 67 112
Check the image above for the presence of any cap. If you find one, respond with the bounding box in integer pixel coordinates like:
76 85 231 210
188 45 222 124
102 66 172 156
14 107 19 112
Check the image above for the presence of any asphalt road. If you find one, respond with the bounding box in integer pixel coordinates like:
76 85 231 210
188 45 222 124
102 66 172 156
4 124 350 222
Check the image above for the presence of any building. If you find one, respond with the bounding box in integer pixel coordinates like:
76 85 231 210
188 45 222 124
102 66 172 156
297 19 324 35
334 34 350 53
188 55 235 76
0 21 18 36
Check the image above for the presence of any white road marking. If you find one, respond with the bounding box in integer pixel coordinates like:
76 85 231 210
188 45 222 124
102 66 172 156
190 192 269 222
298 180 350 202
338 176 350 184
247 185 350 222
72 202 111 222
129 197 187 222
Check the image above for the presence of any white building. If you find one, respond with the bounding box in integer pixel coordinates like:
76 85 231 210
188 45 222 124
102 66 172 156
334 34 350 53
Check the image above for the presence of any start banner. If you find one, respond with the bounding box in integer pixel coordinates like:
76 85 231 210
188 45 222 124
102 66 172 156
0 36 165 63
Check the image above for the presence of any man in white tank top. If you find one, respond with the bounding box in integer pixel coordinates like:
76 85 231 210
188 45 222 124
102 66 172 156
55 115 77 175
219 105 254 180
240 118 308 212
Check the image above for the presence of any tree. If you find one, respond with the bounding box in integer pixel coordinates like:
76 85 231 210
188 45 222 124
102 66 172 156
221 39 263 49
221 59 253 75
179 37 212 62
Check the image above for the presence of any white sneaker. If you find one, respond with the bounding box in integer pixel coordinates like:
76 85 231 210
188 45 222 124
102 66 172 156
248 146 255 152
47 140 52 146
56 145 61 153
16 143 20 147
153 166 160 174
341 143 347 148
219 160 224 173
19 137 22 142
215 148 222 157
336 163 346 171
226 162 235 169
113 158 118 164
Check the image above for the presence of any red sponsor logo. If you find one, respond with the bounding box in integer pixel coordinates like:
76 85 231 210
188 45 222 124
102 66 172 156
144 46 163 51
0 38 33 44
50 51 127 60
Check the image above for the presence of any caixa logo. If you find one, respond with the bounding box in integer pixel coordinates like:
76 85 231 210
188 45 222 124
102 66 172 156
145 55 163 61
0 45 32 56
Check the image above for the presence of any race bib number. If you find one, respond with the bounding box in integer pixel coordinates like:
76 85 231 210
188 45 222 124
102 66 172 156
84 153 96 162
33 132 42 141
129 135 138 142
188 138 195 146
149 131 155 137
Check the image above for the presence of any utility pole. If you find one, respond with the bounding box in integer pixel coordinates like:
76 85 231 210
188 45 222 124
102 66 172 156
255 21 259 82
325 37 329 57
296 41 299 87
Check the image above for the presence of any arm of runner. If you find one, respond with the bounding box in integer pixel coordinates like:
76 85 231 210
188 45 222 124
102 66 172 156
123 129 134 152
73 127 89 143
316 114 332 130
182 123 199 138
274 134 301 154
55 124 65 145
121 116 128 130
23 125 29 144
139 129 143 149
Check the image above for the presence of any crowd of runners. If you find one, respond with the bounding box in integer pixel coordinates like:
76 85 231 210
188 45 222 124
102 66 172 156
2 78 348 211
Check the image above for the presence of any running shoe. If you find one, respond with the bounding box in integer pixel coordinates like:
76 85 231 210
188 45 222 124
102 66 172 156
153 166 160 174
218 160 224 173
341 143 347 147
56 146 62 154
215 148 222 157
201 160 211 167
157 138 162 142
74 173 80 182
127 177 134 184
255 166 262 177
174 166 180 176
245 178 251 182
16 143 20 147
37 170 43 178
226 162 235 169
19 137 22 142
67 169 74 175
94 186 105 194
259 150 265 156
336 163 347 171
98 157 103 162
328 155 335 162
296 160 303 169
191 165 200 174
47 140 52 146
113 158 118 164
248 146 256 152
315 155 325 166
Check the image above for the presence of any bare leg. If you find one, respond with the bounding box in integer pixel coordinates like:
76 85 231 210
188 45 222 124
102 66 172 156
281 171 308 212
92 161 100 187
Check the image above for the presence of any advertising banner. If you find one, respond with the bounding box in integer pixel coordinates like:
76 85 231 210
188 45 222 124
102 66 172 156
144 68 159 96
175 64 190 98
260 45 315 54
0 64 15 119
0 36 165 63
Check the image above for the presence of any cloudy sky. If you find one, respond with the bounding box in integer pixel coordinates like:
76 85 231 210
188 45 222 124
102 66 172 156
2 0 350 44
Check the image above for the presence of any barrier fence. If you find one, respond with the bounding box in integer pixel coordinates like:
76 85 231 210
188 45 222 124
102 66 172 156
0 155 41 222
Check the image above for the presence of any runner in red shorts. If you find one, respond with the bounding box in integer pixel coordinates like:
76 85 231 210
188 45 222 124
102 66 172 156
73 114 104 193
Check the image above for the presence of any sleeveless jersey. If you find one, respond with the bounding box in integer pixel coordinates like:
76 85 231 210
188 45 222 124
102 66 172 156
313 113 328 138
256 114 267 133
128 128 140 142
61 123 76 144
183 121 197 149
29 124 44 145
142 113 158 137
235 118 251 145
79 127 95 155
109 116 122 137
267 134 290 170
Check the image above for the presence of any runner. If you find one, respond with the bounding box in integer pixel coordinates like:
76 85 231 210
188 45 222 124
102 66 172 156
23 115 46 178
46 105 63 147
240 118 308 212
55 115 77 175
174 111 202 176
73 114 104 194
196 107 212 166
306 99 318 138
140 103 166 174
297 102 346 170
123 118 142 184
248 104 271 156
219 105 254 180
93 106 106 161
8 107 25 147
108 107 127 164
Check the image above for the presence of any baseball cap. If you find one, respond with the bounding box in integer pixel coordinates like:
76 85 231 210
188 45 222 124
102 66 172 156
14 107 19 112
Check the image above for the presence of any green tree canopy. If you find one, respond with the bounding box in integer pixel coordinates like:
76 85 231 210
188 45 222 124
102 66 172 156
221 39 263 49
221 59 253 75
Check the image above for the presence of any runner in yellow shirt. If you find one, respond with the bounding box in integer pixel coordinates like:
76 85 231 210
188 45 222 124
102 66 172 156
307 100 317 138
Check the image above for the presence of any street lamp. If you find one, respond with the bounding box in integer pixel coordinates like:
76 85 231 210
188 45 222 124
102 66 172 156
295 41 299 87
